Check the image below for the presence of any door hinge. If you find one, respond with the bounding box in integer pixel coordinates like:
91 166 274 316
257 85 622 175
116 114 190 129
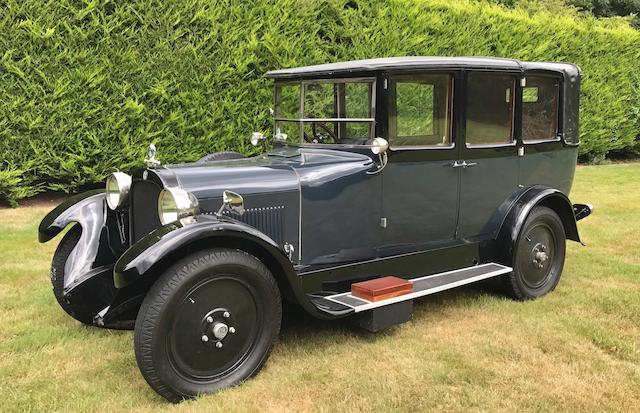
383 79 388 90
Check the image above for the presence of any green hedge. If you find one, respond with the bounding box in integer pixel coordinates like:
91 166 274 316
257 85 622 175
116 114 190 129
1 0 639 205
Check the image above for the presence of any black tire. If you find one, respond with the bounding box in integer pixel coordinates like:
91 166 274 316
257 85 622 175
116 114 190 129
51 225 94 324
505 206 566 300
134 248 281 402
197 151 246 162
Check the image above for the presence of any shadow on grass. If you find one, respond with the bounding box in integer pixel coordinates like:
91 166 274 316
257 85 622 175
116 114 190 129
54 277 511 357
278 276 509 346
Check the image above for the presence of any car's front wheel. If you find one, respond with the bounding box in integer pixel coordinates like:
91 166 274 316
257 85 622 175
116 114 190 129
505 206 566 300
134 248 281 402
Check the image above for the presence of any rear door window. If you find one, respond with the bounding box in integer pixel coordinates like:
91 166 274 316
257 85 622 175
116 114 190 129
465 73 515 146
522 76 560 142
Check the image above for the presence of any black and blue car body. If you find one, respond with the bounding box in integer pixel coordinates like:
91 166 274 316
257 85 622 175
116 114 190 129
38 57 592 402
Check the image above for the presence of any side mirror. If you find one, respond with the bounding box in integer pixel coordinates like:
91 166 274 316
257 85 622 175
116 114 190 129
216 190 245 216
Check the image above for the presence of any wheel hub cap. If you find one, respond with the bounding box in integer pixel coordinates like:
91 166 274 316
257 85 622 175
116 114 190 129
531 243 548 269
198 308 238 349
212 322 229 340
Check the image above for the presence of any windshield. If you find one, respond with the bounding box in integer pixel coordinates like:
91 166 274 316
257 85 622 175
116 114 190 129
274 78 375 145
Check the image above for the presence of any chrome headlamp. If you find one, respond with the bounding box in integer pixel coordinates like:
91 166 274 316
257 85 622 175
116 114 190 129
105 172 132 210
157 187 199 225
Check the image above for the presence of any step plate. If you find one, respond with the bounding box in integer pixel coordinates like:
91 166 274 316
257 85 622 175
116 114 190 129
324 263 512 313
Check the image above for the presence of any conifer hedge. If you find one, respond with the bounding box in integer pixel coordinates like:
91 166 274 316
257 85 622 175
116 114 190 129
1 0 639 205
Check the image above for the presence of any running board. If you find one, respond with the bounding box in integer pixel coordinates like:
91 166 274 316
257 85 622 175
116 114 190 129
322 263 512 313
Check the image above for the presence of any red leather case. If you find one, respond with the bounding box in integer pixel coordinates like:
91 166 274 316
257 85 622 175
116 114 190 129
351 276 413 302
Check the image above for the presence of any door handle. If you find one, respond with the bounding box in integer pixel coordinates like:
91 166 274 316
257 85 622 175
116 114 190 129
452 161 478 168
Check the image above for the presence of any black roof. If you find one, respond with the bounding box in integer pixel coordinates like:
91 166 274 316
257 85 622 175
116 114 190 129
265 56 580 79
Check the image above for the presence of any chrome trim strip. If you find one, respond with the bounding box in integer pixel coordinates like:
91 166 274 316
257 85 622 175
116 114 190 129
522 136 562 145
290 166 303 263
323 263 512 313
389 143 455 151
465 141 517 149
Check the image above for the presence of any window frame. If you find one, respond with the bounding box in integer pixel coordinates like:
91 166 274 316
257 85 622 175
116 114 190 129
520 73 562 145
464 71 518 149
388 72 455 151
273 77 377 147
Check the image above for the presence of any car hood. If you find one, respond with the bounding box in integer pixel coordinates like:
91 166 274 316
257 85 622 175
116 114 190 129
137 145 375 263
150 146 375 202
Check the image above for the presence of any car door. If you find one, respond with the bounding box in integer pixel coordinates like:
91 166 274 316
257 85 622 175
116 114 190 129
381 72 460 255
457 71 519 240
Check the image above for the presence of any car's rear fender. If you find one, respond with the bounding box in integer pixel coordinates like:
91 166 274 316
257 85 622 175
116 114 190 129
489 185 581 265
112 215 321 318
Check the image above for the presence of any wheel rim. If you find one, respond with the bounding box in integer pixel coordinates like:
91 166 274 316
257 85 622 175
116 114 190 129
166 275 261 381
516 223 557 289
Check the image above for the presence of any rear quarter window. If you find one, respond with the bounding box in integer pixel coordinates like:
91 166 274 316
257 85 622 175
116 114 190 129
522 76 560 142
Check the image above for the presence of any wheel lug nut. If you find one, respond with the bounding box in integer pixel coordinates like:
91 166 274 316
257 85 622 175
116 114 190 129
216 342 223 348
229 327 236 334
223 311 230 318
206 316 213 323
201 335 209 343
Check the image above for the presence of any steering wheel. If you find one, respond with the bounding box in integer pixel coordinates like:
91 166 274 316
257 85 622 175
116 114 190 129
303 121 339 144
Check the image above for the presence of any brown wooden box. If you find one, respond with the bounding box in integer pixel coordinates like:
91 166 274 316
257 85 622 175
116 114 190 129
351 276 413 302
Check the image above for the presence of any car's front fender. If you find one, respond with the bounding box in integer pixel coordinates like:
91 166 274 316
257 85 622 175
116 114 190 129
113 214 306 300
38 190 120 290
38 189 104 243
38 190 122 322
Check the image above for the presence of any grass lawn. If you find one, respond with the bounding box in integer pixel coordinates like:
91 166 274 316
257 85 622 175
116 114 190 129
1 163 639 412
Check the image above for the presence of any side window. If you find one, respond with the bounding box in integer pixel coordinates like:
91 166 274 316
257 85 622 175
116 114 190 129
274 83 301 142
466 73 515 146
274 79 374 145
343 82 373 140
391 74 452 147
522 76 560 142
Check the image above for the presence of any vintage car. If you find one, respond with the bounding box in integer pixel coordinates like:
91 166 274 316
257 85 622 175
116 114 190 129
39 57 593 402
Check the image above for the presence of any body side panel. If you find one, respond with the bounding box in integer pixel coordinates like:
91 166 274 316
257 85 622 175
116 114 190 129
292 150 381 266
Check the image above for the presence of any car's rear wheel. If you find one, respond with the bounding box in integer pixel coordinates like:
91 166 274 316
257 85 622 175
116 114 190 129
197 151 246 162
505 206 566 300
134 248 281 402
50 225 95 324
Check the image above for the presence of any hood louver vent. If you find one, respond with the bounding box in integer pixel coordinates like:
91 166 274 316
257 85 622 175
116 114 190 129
223 206 285 245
